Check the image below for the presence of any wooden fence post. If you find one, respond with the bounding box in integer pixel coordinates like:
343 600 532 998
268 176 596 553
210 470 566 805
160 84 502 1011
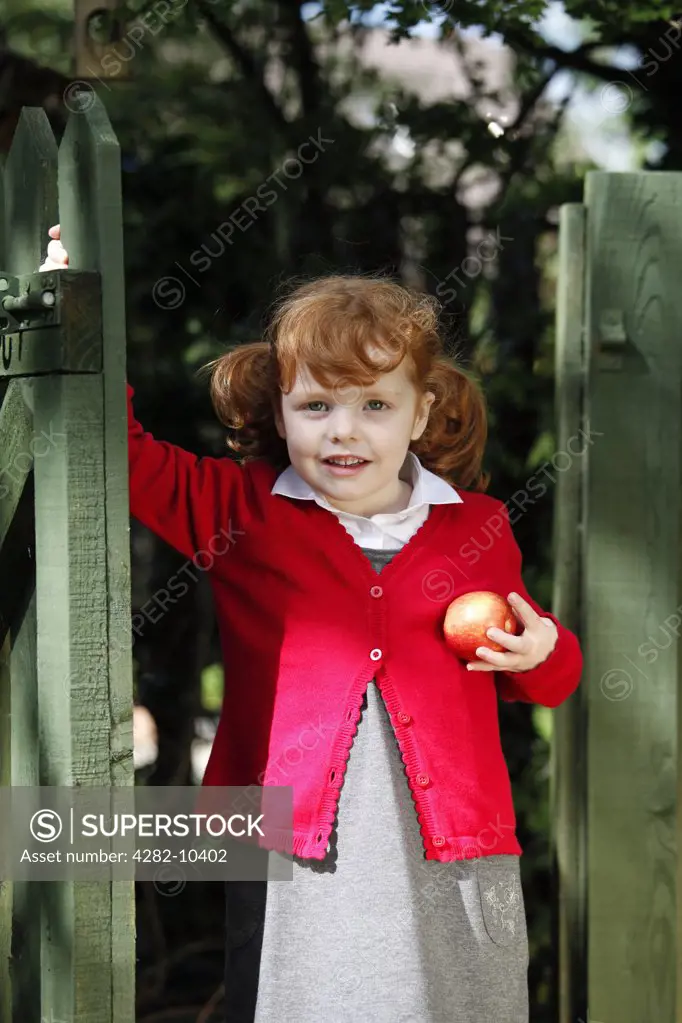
0 93 134 1022
554 171 682 1023
0 106 58 1023
552 202 588 1023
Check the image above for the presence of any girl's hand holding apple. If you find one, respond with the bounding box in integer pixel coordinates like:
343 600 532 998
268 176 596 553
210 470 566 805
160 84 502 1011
445 590 558 673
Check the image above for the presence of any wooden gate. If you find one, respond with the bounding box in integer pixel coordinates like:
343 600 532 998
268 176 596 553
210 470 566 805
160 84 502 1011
553 172 682 1023
0 92 134 1022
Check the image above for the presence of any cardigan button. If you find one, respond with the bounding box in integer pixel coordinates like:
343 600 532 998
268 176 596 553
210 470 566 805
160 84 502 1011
432 835 446 848
369 648 382 661
396 711 411 725
369 585 383 598
416 773 430 787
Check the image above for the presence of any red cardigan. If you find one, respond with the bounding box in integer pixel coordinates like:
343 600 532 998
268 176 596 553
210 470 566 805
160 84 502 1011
127 385 582 862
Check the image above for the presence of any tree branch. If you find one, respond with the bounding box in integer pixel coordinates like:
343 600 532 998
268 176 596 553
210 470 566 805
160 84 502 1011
193 0 291 141
281 0 325 121
453 66 558 191
485 92 571 227
504 31 638 89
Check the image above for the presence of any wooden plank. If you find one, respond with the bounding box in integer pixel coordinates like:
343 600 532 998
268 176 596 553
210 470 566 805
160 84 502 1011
0 398 37 1023
0 156 8 1023
0 384 37 656
33 375 115 1020
4 109 58 277
0 634 9 1023
2 105 57 1023
58 93 132 787
551 203 587 1023
59 92 135 1023
0 320 39 1023
584 171 682 1023
29 91 134 1022
0 382 34 552
678 478 682 1023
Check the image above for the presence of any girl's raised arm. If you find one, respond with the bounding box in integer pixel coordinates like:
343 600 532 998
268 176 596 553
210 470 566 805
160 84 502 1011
40 226 248 561
125 382 248 559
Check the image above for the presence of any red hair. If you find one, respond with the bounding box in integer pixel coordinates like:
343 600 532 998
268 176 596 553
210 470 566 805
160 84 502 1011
201 272 489 491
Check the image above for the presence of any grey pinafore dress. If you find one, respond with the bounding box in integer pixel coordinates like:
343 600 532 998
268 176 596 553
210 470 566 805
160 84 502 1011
224 546 529 1023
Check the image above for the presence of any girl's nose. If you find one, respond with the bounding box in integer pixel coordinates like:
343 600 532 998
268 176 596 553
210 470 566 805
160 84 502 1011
326 406 359 442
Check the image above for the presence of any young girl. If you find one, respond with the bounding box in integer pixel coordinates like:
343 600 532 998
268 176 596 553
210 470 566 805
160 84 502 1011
42 225 582 1023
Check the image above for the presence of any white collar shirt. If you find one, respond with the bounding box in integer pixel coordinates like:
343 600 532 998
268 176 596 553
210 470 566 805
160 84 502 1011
270 450 462 550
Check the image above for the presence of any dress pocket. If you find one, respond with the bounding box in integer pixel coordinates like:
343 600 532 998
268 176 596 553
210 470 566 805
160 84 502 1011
476 855 527 948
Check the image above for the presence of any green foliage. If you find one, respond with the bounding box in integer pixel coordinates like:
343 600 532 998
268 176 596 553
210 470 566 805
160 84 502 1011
326 0 680 40
331 0 549 34
533 704 554 744
562 0 679 23
200 663 224 712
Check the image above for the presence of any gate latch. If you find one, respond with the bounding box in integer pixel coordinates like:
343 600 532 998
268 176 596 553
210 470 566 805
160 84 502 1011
0 270 102 378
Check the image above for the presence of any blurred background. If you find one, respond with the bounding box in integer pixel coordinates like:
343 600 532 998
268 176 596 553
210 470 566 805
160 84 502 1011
0 0 678 1018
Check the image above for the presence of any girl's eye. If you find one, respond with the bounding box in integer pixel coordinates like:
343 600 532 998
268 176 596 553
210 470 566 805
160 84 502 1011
302 399 388 412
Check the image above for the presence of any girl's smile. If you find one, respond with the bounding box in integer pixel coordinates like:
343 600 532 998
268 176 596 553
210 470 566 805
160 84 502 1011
320 456 372 476
274 355 435 518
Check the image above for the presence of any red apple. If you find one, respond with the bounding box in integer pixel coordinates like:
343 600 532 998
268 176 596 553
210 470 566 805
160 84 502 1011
443 590 519 662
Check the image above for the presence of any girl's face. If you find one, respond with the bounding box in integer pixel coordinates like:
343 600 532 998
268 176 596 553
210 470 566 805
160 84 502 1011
274 355 435 517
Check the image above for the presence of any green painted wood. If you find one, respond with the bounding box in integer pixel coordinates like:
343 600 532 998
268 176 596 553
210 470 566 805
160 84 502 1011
0 157 4 266
2 105 57 1023
584 171 682 1023
0 632 9 1023
27 91 134 1022
551 203 588 1023
61 92 136 1023
59 95 135 1023
0 385 35 651
34 375 115 1022
0 155 7 1023
4 109 58 278
58 95 132 787
0 335 34 1023
0 97 134 1022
